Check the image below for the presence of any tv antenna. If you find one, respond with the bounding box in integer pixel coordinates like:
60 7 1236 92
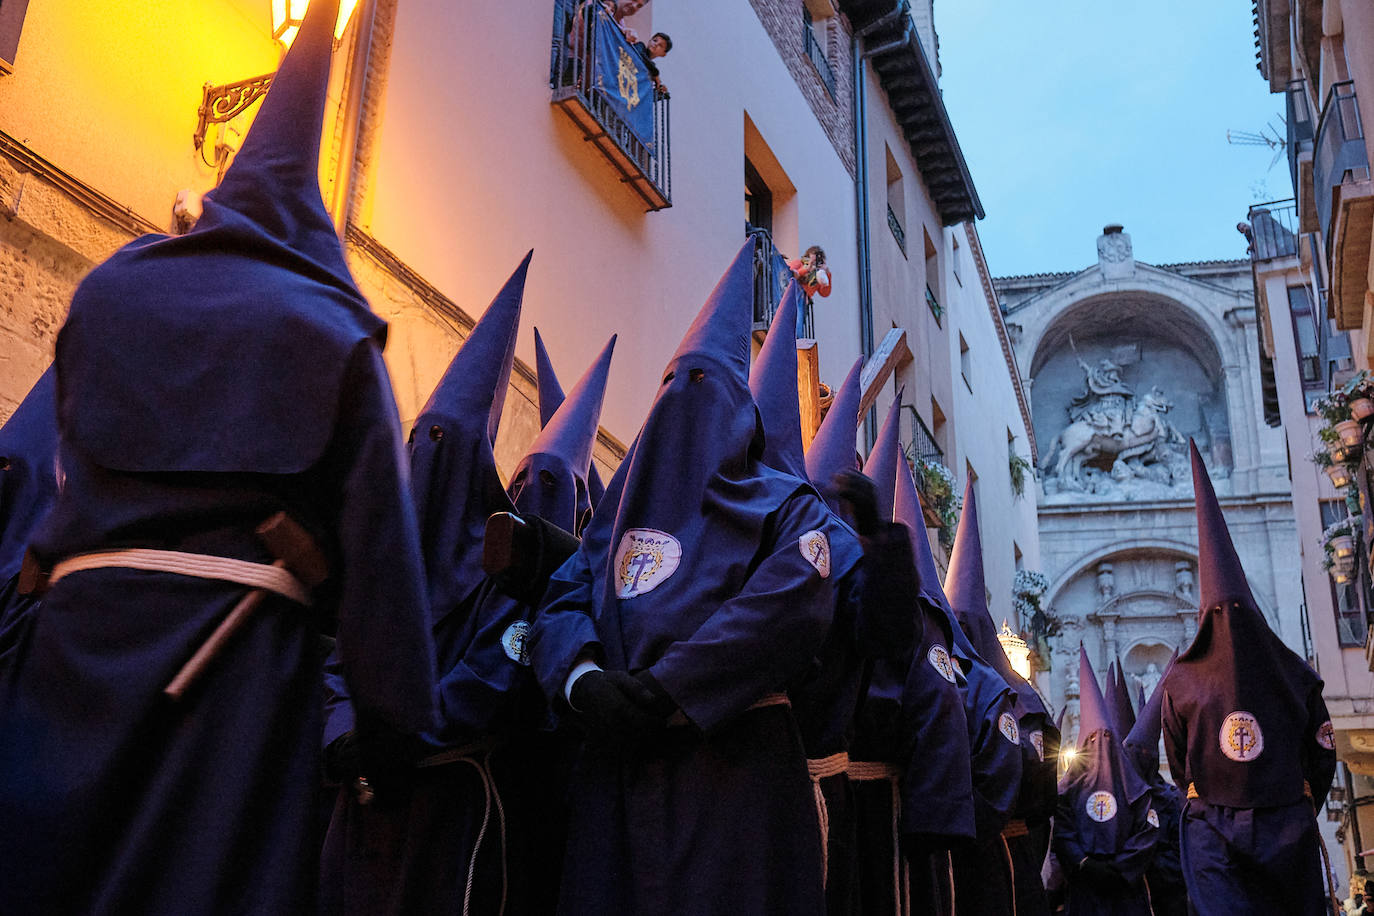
1226 118 1287 172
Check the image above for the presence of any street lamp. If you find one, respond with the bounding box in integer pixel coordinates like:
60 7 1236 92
272 0 361 48
997 620 1032 680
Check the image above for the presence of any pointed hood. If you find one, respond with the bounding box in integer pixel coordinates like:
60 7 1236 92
1124 650 1176 784
544 239 830 731
508 334 616 533
1060 646 1152 854
1107 659 1137 734
409 256 529 619
896 467 961 653
749 282 806 479
1190 441 1257 614
805 357 863 501
534 328 607 507
198 0 346 281
1077 646 1114 746
667 239 753 378
861 392 904 521
947 484 1048 718
53 0 384 478
1158 444 1324 808
0 368 58 582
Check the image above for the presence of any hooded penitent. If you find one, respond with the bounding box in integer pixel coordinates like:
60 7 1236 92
889 435 976 851
530 240 841 915
0 368 57 670
0 3 436 913
945 484 1057 915
320 270 616 916
535 328 607 509
1160 443 1335 810
1108 660 1137 736
1052 648 1156 914
511 333 615 535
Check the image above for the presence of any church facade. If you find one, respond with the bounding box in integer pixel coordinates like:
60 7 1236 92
996 227 1305 744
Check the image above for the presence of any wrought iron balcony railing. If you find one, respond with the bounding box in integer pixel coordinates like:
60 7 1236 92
1247 199 1299 261
803 11 836 99
925 284 943 326
903 404 943 465
887 204 907 256
549 0 671 211
749 227 815 339
1314 80 1368 256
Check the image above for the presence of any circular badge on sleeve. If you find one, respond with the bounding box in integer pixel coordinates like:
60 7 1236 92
1086 791 1118 823
615 529 682 599
798 530 831 578
1219 711 1264 762
999 712 1019 745
928 645 957 683
501 621 531 666
1147 808 1160 828
1317 720 1336 750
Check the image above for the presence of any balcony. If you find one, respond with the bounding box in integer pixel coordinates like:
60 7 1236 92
1313 80 1373 329
802 10 836 99
749 228 815 339
903 405 948 529
1287 81 1317 232
549 0 671 211
925 284 943 326
887 204 907 257
1247 200 1299 262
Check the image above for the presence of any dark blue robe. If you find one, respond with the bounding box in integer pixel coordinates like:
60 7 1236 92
0 5 435 912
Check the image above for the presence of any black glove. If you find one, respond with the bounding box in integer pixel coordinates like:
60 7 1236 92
569 669 666 739
324 724 424 805
1076 858 1128 892
634 669 679 720
833 469 881 536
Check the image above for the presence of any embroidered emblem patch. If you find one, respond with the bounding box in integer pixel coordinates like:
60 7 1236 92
1030 730 1045 762
1317 720 1336 750
501 621 530 665
928 645 957 683
614 528 682 599
798 530 831 578
1147 808 1159 828
1086 791 1118 823
999 712 1019 744
1219 711 1264 762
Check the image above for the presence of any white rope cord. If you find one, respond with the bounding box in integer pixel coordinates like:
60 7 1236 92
457 750 508 916
1000 834 1017 916
50 548 310 605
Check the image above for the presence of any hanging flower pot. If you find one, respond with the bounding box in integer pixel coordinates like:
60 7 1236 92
1327 463 1354 489
1330 442 1352 465
1336 420 1364 448
1332 535 1357 560
1333 566 1354 585
1351 397 1374 421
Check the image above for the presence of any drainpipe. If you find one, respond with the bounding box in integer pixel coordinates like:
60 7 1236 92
332 0 379 237
851 3 909 446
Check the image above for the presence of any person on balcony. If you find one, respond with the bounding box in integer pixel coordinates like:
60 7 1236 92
788 245 833 301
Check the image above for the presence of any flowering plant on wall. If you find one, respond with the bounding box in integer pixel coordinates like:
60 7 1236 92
910 456 959 546
1321 514 1362 583
1012 569 1060 672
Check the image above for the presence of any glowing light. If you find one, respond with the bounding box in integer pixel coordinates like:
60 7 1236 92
997 620 1032 680
272 0 361 48
1060 746 1077 763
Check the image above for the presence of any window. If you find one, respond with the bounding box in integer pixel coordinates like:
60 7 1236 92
0 0 30 72
802 6 836 98
959 334 972 392
1288 285 1322 388
931 397 948 457
951 234 962 287
924 228 941 324
745 159 773 235
885 146 906 256
1319 499 1368 647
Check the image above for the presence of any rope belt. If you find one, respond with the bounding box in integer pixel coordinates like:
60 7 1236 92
806 752 850 888
1186 780 1312 801
49 548 311 606
417 738 500 769
750 692 791 711
1001 818 1029 839
845 760 900 781
411 745 508 916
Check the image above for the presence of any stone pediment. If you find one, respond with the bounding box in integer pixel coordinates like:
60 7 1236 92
1092 589 1194 619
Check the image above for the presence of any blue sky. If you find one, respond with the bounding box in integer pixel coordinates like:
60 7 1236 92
936 1 1287 277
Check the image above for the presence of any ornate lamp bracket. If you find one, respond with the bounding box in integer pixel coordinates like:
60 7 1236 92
193 73 276 167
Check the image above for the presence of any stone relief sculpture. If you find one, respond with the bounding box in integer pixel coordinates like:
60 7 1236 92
1041 346 1188 501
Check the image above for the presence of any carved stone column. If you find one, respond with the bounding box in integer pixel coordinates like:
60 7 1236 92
1102 618 1118 667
